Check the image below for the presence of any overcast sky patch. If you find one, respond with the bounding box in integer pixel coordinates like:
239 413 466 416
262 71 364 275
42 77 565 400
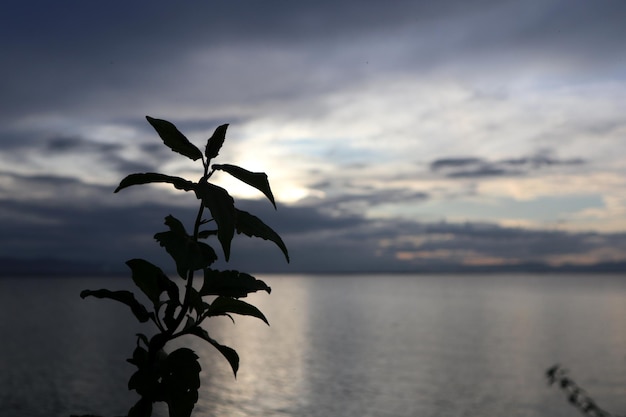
1 0 625 272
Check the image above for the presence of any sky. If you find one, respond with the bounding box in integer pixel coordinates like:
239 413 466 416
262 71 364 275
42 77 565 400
1 0 626 274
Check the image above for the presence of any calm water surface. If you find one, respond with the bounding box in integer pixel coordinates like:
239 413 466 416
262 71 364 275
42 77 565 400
1 274 625 417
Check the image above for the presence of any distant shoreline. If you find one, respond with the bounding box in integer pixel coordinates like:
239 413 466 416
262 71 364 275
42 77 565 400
1 257 624 277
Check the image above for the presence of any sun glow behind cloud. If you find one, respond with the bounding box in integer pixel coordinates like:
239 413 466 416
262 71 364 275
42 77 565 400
1 0 626 271
4 62 625 227
155 68 626 253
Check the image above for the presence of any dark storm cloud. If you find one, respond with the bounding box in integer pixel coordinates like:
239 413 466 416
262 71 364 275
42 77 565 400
1 133 157 177
368 220 626 271
430 158 484 170
1 0 499 50
389 222 589 258
500 155 584 168
305 186 430 210
222 203 626 272
1 171 625 274
231 198 367 235
430 154 585 178
3 0 626 123
448 167 514 178
6 0 620 52
2 0 626 274
0 171 364 272
0 198 197 271
110 159 157 177
44 136 122 154
0 171 111 201
507 1 626 59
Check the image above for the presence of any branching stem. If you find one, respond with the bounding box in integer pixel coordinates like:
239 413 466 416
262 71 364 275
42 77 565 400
83 118 284 416
165 164 211 338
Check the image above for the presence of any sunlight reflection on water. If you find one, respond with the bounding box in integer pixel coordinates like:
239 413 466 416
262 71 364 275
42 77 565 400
1 274 626 417
180 274 626 417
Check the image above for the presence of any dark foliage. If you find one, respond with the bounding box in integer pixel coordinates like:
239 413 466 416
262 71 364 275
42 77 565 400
81 116 289 417
546 364 624 417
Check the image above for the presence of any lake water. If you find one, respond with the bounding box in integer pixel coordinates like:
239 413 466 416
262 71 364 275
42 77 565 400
1 274 625 417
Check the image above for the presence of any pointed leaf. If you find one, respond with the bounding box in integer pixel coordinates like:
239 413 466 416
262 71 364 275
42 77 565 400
126 258 180 307
188 326 239 376
114 173 195 193
207 296 269 325
235 209 289 262
213 164 276 208
200 269 271 298
80 289 151 323
205 124 228 160
154 215 218 278
194 180 235 261
146 116 203 161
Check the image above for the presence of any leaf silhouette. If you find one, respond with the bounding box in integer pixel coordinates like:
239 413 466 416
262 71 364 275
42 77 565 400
80 289 151 323
125 259 180 326
206 296 269 325
194 180 235 261
205 124 228 160
114 173 194 193
235 209 289 262
146 116 203 161
154 215 218 278
188 327 239 377
200 269 271 298
213 164 276 208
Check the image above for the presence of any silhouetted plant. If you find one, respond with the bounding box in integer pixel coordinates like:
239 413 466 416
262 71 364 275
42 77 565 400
546 364 623 417
80 116 289 417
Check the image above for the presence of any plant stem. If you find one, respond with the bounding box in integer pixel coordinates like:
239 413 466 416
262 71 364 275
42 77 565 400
166 167 210 337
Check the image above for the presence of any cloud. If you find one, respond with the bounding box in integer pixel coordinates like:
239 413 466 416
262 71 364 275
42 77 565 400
430 153 585 178
43 137 121 154
4 0 626 125
430 158 484 170
2 170 624 274
2 0 626 274
369 220 626 270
